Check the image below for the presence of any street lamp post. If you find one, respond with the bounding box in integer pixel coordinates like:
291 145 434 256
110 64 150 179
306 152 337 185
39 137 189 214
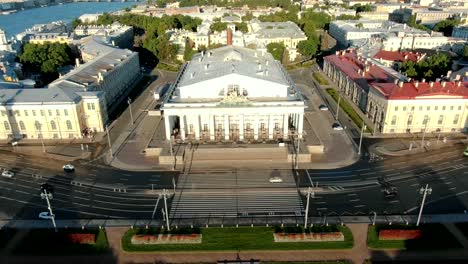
106 125 113 158
41 184 57 232
416 184 432 226
370 211 377 225
358 122 367 155
127 98 134 125
335 95 341 121
163 188 170 230
304 187 314 229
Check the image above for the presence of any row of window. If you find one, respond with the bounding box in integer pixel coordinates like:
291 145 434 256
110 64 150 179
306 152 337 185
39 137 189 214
1 109 70 117
394 105 463 112
390 114 460 126
3 120 73 131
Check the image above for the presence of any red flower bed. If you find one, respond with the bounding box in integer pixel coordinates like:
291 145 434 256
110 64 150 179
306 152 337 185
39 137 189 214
131 234 202 244
379 230 422 240
66 233 96 244
274 232 344 242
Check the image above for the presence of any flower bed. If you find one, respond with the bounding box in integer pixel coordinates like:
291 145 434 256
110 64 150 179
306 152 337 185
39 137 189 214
131 234 202 244
379 230 422 241
274 232 344 242
66 233 96 244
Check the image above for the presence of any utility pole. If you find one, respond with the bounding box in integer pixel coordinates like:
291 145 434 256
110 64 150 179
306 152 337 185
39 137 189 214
151 194 161 219
304 187 314 228
417 184 432 226
421 122 428 150
106 125 113 158
335 95 341 121
370 211 377 225
358 123 367 155
127 98 134 125
163 189 170 230
41 188 57 232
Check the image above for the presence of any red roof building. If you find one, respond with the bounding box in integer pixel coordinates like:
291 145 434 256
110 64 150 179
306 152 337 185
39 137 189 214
373 50 423 63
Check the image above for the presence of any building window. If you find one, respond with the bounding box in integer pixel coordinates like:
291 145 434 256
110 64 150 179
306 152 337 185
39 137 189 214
450 106 454 110
87 103 95 110
458 106 462 110
1 110 5 116
32 110 36 116
427 106 430 111
56 109 60 116
4 121 10 130
40 110 45 116
435 106 438 111
411 106 415 111
24 110 28 116
50 120 57 130
53 133 59 139
15 110 20 116
403 106 406 111
35 121 41 130
69 133 74 139
419 106 422 111
203 124 208 131
395 106 398 111
453 114 459 125
423 115 429 125
442 106 446 110
438 115 444 125
407 115 413 126
66 120 72 130
38 133 43 139
391 115 397 125
19 121 25 130
48 110 52 116
64 109 68 116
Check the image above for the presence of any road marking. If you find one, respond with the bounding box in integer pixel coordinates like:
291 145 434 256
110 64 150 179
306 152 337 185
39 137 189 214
410 183 419 187
119 178 129 181
445 181 453 185
381 168 395 172
405 191 468 213
356 168 370 172
349 199 360 202
347 193 357 196
449 187 457 191
386 172 400 177
389 200 399 203
354 205 365 208
89 173 97 176
315 201 327 204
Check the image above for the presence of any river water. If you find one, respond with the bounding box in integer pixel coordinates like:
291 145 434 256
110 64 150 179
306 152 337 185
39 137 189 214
0 2 136 38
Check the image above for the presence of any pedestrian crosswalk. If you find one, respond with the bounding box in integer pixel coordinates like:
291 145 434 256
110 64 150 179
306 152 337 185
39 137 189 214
170 170 303 219
327 186 345 191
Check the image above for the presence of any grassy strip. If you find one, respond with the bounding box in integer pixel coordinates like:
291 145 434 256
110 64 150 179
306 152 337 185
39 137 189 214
12 228 109 255
123 226 354 252
156 62 181 72
313 72 329 85
264 262 350 264
326 88 372 133
368 224 462 250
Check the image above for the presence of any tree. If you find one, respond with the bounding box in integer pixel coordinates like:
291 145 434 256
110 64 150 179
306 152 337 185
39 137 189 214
235 22 248 33
183 39 196 61
96 13 115 25
210 22 227 33
336 14 361 20
433 18 460 37
400 53 452 81
266 42 285 61
463 45 468 59
19 43 73 78
355 23 364 29
298 39 318 58
242 12 253 22
71 18 82 29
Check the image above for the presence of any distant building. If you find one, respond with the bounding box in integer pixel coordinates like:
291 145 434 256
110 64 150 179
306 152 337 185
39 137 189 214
162 46 305 142
78 13 102 24
74 22 134 49
452 26 468 40
373 50 425 69
29 32 76 44
0 36 140 140
323 49 468 134
16 21 69 42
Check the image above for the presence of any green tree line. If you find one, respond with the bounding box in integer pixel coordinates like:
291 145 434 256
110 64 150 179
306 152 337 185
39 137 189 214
401 53 452 81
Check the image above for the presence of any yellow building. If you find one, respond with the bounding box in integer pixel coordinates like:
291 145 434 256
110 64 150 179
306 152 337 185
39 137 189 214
28 32 75 45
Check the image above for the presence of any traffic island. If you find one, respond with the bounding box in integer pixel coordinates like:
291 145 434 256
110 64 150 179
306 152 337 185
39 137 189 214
122 225 354 252
367 224 462 250
11 228 109 255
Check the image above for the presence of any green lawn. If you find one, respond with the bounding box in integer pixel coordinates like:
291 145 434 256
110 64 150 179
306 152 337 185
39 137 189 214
12 228 109 255
326 88 372 133
367 224 462 250
123 226 354 252
156 62 181 72
313 72 329 85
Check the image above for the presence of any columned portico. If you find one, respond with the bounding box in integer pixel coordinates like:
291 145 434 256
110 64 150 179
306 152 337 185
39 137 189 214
224 114 229 140
283 114 289 138
239 114 244 141
164 115 171 140
179 115 186 140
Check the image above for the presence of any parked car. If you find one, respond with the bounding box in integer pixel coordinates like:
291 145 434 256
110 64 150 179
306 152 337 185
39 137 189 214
332 123 343 130
63 164 75 172
38 211 54 220
318 104 329 111
1 170 14 178
384 186 398 198
269 177 283 183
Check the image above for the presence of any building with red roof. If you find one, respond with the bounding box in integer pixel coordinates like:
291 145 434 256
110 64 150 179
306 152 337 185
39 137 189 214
373 50 425 70
323 49 468 134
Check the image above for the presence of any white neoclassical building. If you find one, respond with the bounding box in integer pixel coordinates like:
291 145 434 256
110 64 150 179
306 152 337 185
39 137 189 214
162 46 306 142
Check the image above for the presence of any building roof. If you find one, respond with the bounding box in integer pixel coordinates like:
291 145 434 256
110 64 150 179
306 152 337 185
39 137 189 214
324 50 399 91
252 21 306 39
178 45 290 87
373 50 423 62
371 80 468 100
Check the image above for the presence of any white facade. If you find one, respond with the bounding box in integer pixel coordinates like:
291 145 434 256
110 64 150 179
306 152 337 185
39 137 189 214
162 46 305 142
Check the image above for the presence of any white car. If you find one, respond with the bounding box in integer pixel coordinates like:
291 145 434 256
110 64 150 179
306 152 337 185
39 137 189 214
269 177 283 183
318 104 329 111
1 170 14 178
38 211 54 220
332 123 344 130
63 164 75 172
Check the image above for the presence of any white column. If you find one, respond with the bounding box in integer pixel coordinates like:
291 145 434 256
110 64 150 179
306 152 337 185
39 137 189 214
164 115 171 140
254 116 259 140
209 114 215 140
283 114 289 139
194 115 200 140
179 115 186 141
239 114 244 141
268 114 274 139
298 113 304 139
224 114 229 140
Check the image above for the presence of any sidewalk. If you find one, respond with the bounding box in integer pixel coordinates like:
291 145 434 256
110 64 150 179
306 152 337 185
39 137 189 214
370 137 468 157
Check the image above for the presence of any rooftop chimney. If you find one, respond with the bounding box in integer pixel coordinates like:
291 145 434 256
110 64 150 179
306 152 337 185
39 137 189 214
415 81 419 87
205 64 209 70
394 79 399 84
398 80 404 88
457 80 461 87
75 58 80 68
455 74 461 81
227 27 233 46
441 81 446 87
422 78 426 83
447 70 452 78
429 81 434 87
